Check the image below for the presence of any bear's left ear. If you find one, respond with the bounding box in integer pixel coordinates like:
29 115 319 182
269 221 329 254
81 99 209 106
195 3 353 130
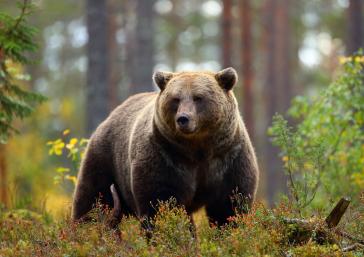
215 67 238 91
153 71 174 91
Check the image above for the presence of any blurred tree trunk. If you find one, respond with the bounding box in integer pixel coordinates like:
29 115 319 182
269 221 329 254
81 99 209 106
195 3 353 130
0 145 7 207
347 0 363 54
107 0 119 110
129 0 156 94
263 0 290 206
86 0 118 134
166 0 181 71
240 0 254 138
264 0 279 206
276 0 291 114
222 0 232 68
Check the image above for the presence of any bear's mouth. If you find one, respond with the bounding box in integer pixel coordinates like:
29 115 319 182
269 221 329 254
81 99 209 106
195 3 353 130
176 125 195 134
175 121 197 135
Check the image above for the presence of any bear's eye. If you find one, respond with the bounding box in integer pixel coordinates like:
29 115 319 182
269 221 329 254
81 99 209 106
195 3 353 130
171 97 180 104
193 96 203 102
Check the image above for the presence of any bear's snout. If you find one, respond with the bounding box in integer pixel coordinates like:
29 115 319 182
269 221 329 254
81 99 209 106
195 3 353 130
175 113 195 134
176 115 189 126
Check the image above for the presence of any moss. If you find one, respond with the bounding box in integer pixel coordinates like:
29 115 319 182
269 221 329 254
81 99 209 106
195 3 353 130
0 201 362 257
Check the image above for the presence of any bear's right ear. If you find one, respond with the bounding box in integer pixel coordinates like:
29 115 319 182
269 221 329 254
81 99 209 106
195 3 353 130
215 67 238 91
153 71 174 91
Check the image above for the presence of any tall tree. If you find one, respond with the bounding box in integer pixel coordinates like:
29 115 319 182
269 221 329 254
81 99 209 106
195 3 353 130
128 0 156 94
222 0 232 68
264 0 278 205
347 0 363 54
275 0 291 113
239 0 254 137
263 0 290 205
107 0 120 110
86 0 118 134
0 0 45 206
165 0 183 71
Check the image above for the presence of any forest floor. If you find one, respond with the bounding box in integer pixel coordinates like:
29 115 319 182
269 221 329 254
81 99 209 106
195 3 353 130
0 199 363 257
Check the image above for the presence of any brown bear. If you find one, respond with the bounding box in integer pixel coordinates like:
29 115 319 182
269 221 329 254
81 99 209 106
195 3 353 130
72 67 259 227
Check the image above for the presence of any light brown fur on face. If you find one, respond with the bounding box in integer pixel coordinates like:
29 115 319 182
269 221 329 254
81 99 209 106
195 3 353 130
72 67 259 229
155 71 236 142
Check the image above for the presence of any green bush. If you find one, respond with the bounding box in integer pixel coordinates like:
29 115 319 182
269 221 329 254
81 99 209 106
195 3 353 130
269 54 364 212
47 129 88 188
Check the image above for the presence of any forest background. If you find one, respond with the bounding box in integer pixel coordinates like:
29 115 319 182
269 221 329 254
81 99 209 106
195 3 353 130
0 0 363 218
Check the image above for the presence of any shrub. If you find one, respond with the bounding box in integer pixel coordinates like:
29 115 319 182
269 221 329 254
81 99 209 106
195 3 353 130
47 129 88 188
269 54 364 212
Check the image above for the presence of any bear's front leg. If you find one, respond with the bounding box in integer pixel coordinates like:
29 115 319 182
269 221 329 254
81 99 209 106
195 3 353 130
130 163 193 234
206 149 258 226
205 195 235 226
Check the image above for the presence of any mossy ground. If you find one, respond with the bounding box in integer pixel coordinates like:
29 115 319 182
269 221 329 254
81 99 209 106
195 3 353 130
0 201 363 257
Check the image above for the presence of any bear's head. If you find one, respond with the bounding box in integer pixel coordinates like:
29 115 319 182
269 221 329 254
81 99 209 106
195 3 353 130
153 68 239 141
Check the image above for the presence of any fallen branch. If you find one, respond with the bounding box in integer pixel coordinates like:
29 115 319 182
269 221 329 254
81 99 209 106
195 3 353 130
335 229 364 245
281 197 364 249
325 197 351 228
342 243 364 252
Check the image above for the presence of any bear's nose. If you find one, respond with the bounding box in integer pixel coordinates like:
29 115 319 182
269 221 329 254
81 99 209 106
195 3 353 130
176 115 190 126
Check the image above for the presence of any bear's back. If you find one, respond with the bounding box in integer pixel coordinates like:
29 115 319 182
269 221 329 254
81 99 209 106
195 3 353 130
105 92 157 135
89 92 157 164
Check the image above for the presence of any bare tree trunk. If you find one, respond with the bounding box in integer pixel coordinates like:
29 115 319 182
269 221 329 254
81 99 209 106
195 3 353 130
347 0 363 54
0 145 7 207
276 0 291 113
263 0 290 206
86 0 119 134
240 0 254 138
107 0 120 110
86 0 110 134
129 0 156 94
222 0 232 68
264 0 278 206
166 0 182 71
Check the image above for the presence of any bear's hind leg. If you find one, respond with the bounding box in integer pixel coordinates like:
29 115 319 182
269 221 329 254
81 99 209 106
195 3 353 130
72 146 114 221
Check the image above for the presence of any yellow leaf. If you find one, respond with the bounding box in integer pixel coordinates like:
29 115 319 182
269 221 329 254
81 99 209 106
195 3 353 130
63 129 70 135
80 138 89 146
351 172 364 188
66 138 78 150
303 162 313 170
54 142 65 155
69 138 78 145
354 56 364 63
65 175 77 185
56 167 70 173
338 56 351 64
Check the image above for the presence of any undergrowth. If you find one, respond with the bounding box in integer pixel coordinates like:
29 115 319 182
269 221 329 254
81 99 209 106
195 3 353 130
0 198 363 257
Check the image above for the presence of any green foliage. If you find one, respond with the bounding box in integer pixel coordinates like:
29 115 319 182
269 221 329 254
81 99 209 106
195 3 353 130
1 200 362 256
0 0 46 143
269 54 364 212
47 129 88 187
151 199 197 256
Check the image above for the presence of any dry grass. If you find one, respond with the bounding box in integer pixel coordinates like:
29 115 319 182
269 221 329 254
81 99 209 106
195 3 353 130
0 200 363 257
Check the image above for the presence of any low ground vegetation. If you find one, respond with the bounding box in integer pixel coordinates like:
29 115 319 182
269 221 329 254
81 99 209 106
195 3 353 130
0 196 363 256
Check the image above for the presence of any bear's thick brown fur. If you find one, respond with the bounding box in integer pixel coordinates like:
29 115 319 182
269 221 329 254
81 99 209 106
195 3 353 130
72 67 259 226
